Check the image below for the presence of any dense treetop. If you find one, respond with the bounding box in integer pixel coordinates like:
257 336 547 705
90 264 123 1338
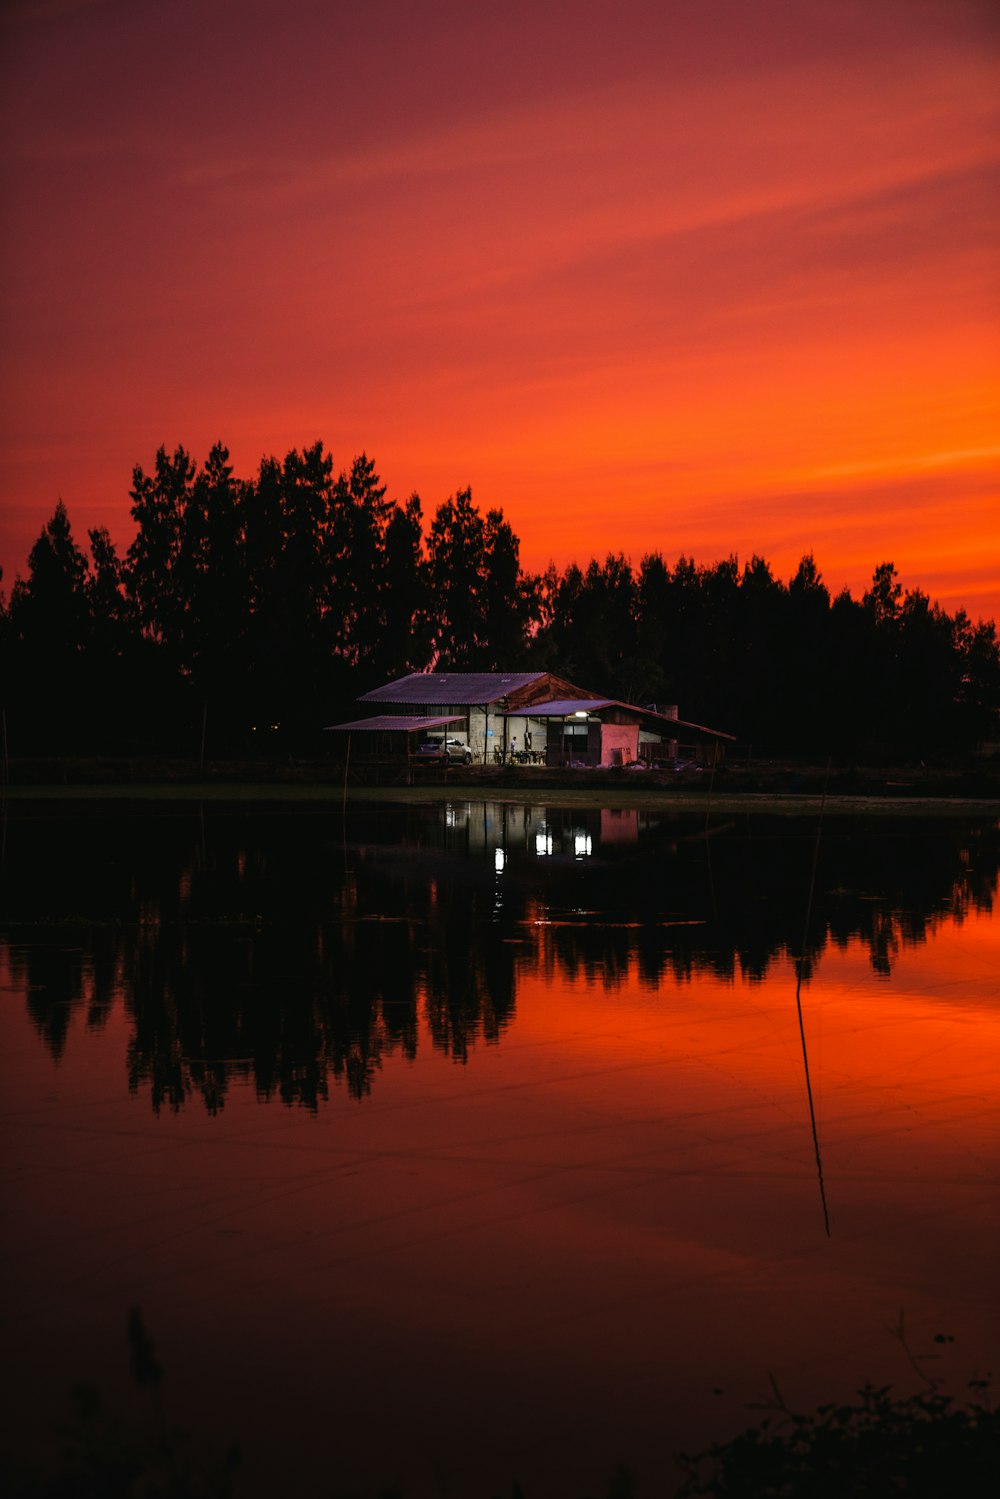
1 442 998 758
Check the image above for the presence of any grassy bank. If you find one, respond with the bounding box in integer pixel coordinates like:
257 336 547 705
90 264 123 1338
1 773 999 817
1 751 998 811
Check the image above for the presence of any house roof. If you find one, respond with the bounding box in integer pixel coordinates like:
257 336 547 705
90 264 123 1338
359 672 547 705
507 698 736 739
507 698 614 716
353 671 735 741
673 716 737 741
323 714 465 733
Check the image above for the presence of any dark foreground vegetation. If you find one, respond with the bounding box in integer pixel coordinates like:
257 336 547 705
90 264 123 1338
672 1382 999 1499
2 442 998 763
2 1313 995 1497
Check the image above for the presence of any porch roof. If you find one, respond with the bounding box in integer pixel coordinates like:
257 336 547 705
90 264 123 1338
506 698 614 716
507 698 736 739
323 715 465 733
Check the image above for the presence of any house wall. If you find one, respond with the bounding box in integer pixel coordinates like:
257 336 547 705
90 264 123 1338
503 714 534 758
545 720 601 765
468 706 486 760
467 707 542 761
599 722 639 766
638 728 678 762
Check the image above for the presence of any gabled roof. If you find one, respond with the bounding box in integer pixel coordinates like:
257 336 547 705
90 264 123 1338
324 714 464 733
353 672 735 741
359 672 547 705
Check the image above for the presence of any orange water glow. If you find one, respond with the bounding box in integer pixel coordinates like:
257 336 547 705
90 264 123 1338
3 902 997 1496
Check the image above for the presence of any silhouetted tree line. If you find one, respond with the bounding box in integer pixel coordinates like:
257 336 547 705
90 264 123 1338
1 441 998 757
5 802 996 1112
532 551 1000 757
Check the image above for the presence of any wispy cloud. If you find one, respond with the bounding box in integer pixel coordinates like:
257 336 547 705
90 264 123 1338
1 0 997 620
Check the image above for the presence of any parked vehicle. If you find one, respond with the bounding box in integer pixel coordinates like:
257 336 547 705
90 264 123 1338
416 736 473 764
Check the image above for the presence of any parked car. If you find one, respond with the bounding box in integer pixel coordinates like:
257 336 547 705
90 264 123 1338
416 735 473 764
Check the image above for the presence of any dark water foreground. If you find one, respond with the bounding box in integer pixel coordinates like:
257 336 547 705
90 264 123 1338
1 800 998 1495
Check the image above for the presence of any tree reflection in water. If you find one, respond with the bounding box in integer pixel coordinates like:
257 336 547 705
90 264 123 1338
3 800 997 1112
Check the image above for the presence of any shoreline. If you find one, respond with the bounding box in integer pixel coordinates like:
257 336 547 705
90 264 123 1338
2 779 998 817
1 753 998 816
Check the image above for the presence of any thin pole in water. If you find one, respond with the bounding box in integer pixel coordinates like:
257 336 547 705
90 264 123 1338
705 748 716 829
796 756 832 1237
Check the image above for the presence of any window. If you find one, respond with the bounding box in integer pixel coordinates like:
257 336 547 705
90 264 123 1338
561 721 590 756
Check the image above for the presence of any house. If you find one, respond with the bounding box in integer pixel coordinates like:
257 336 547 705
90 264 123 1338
325 671 734 769
357 671 590 763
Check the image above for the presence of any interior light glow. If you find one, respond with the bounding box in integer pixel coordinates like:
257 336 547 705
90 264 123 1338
494 848 506 873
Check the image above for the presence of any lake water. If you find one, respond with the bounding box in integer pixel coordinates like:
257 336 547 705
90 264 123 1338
1 797 998 1495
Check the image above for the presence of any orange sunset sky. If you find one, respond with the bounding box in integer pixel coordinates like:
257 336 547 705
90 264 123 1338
2 0 998 620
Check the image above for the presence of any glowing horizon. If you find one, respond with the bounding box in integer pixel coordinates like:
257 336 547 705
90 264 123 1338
1 0 998 620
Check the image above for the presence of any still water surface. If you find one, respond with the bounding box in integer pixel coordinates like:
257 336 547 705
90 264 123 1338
2 799 998 1494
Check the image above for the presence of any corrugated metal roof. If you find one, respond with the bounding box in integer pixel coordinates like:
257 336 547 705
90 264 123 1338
507 698 613 716
636 707 735 739
360 672 546 704
323 715 465 733
505 698 736 739
672 716 736 741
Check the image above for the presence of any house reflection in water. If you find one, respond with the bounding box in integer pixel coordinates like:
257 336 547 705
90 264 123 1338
454 801 641 866
4 800 1000 1499
601 808 639 844
6 800 999 1116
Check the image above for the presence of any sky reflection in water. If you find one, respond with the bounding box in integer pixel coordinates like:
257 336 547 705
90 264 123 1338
1 801 998 1496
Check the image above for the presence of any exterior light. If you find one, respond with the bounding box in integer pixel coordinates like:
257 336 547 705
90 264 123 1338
574 710 588 718
494 848 506 873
